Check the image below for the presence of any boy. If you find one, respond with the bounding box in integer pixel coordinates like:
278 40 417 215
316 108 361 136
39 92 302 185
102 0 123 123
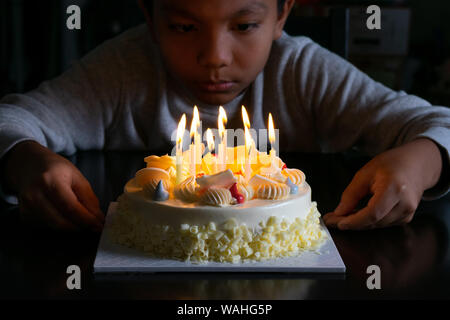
0 0 448 233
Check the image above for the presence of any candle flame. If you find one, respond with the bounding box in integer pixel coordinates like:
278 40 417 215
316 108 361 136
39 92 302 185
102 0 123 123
241 105 251 129
190 105 200 138
244 126 252 151
218 106 227 138
206 128 215 152
177 114 186 145
268 113 275 145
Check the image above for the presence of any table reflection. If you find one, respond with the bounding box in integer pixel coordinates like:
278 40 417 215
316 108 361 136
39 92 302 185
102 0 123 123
0 150 448 299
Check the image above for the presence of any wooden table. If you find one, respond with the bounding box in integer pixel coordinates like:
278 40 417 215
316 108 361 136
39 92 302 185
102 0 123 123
0 150 448 299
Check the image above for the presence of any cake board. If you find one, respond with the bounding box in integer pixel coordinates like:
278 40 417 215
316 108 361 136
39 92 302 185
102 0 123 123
93 203 346 273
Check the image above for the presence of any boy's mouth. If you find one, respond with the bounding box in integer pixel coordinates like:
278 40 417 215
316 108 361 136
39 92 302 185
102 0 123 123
197 81 237 93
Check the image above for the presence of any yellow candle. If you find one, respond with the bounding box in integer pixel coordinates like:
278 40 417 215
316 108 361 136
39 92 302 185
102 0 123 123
190 106 200 177
218 106 227 171
176 114 186 184
205 128 217 173
242 105 257 178
268 113 276 168
244 126 252 181
189 143 195 177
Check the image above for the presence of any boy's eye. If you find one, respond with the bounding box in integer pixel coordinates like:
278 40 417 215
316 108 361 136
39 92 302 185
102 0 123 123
168 24 196 33
235 23 259 32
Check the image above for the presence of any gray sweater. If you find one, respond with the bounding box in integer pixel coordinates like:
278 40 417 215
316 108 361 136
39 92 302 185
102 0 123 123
1 24 449 205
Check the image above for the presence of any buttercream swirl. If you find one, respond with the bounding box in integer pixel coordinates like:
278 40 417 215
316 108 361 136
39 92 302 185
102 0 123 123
282 168 305 186
237 183 254 201
255 183 290 200
174 176 199 202
142 179 171 199
200 188 233 207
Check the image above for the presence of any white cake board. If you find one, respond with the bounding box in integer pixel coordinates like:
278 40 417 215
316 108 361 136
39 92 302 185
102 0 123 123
93 203 346 273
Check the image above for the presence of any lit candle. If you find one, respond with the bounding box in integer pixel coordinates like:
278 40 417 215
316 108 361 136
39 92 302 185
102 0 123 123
206 128 218 173
218 106 228 171
241 105 256 166
176 114 186 185
189 106 200 177
268 113 276 167
244 126 252 182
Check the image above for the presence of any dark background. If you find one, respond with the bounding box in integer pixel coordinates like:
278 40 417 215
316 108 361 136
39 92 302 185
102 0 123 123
1 0 450 107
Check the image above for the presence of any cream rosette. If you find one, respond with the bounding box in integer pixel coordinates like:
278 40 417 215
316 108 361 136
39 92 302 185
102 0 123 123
237 183 254 201
199 187 233 207
282 168 305 186
255 183 290 200
142 179 171 198
235 174 254 201
174 176 199 202
249 174 290 200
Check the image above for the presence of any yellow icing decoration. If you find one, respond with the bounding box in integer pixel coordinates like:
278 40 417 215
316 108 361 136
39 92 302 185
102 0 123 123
144 154 175 171
135 168 170 187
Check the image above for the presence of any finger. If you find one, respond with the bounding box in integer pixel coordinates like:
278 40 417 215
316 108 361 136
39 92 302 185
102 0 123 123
375 201 415 228
336 188 399 230
47 182 104 232
72 175 104 222
333 172 371 216
19 192 80 232
323 212 346 228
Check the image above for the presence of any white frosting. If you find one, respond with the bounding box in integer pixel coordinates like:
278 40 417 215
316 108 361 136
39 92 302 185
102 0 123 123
123 177 312 231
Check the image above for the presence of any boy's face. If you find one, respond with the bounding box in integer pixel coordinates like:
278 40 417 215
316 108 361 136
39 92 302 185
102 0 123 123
147 0 292 105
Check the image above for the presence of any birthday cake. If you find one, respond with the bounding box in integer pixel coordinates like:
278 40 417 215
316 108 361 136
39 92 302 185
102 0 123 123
110 108 327 264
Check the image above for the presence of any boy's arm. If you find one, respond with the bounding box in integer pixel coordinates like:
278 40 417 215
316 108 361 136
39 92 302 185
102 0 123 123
295 39 450 200
0 44 122 158
0 36 126 205
0 26 155 231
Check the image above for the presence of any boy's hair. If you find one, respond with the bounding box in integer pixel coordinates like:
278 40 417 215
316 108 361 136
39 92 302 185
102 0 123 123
141 0 288 17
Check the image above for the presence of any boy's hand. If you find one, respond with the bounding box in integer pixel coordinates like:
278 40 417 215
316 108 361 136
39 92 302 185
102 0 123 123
324 139 443 230
1 141 104 232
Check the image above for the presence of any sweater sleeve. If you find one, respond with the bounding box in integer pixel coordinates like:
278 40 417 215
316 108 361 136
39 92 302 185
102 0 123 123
0 42 124 158
0 34 126 204
293 38 450 200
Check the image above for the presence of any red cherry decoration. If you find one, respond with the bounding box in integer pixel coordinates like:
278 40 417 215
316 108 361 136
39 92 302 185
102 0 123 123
282 164 287 170
229 183 245 204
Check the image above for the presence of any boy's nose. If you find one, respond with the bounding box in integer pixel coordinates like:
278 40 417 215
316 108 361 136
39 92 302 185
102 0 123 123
197 31 232 70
